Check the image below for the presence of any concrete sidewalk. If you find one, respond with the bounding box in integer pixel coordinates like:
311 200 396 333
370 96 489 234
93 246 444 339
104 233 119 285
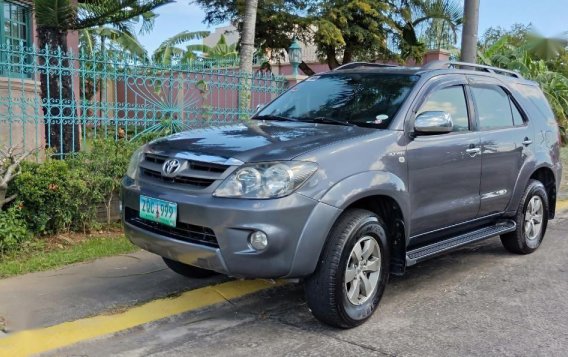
0 251 226 332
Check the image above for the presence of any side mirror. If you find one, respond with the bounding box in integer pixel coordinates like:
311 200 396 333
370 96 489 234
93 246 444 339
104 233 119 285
414 111 453 134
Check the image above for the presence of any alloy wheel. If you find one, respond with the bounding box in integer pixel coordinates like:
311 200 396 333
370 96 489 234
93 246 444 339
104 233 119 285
344 236 381 305
524 196 544 241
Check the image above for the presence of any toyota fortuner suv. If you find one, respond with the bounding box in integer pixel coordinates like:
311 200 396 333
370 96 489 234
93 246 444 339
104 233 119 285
122 61 563 328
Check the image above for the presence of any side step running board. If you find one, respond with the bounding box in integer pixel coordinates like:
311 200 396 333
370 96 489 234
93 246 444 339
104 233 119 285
406 220 516 266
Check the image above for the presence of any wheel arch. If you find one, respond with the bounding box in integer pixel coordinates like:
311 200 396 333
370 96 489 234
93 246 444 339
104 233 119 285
287 171 410 278
342 195 407 275
529 166 557 218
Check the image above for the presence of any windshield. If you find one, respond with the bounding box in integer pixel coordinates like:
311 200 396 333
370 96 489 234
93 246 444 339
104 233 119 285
254 73 419 128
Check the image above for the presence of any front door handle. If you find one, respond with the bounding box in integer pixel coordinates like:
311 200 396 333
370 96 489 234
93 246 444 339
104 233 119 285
465 147 481 157
522 137 533 146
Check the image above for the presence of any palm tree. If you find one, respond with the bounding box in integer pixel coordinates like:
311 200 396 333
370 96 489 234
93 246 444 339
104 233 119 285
152 31 210 66
80 26 147 59
460 0 479 63
79 8 158 104
153 32 240 67
394 0 463 62
79 6 158 61
239 0 258 75
189 35 239 62
34 0 172 155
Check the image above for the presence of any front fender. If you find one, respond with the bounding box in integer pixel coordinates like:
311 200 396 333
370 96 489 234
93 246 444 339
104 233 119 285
319 171 410 220
287 171 410 277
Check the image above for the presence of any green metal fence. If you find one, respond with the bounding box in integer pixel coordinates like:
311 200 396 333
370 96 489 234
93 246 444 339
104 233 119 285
0 43 288 157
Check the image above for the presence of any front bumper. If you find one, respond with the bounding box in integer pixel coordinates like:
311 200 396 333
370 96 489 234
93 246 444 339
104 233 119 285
121 177 341 278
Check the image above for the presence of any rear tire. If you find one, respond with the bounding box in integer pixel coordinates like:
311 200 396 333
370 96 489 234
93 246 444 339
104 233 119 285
501 180 549 254
304 209 390 328
162 258 218 278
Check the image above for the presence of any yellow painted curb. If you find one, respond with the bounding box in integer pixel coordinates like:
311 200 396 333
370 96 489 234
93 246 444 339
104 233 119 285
0 279 282 357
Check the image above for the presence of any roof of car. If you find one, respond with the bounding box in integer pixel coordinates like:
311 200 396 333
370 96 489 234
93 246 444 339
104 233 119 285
329 61 527 82
325 66 423 76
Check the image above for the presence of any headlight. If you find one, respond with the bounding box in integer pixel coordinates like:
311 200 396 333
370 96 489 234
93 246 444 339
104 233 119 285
214 161 318 199
126 146 146 179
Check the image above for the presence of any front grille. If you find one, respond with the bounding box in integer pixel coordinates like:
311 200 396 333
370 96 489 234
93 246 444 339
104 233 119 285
141 154 230 189
142 168 215 187
125 207 218 247
190 162 227 173
145 153 167 165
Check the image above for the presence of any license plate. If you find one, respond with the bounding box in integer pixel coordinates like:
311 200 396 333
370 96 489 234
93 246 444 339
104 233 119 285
139 195 177 227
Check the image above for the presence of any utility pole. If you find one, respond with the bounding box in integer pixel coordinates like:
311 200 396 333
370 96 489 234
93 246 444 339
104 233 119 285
460 0 480 63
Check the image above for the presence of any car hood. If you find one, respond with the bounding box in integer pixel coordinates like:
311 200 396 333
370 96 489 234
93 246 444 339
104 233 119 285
147 121 376 162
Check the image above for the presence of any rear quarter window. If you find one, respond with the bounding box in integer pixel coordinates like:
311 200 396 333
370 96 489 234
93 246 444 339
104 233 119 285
512 83 556 126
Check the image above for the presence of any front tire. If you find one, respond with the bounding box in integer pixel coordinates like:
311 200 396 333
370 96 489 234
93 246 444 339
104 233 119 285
162 258 218 278
304 209 390 328
501 180 549 254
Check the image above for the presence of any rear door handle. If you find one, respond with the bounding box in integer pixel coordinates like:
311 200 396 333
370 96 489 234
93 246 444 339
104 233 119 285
522 138 533 146
465 147 481 157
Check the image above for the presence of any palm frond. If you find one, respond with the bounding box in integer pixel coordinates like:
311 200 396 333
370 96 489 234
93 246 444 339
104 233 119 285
73 0 173 30
152 30 210 64
34 0 76 29
185 44 212 53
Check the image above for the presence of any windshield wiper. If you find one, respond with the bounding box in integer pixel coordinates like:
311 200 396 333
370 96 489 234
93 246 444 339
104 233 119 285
252 114 300 122
301 117 356 127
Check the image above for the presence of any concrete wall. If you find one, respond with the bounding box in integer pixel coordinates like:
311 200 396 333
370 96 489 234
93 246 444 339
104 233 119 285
0 78 45 153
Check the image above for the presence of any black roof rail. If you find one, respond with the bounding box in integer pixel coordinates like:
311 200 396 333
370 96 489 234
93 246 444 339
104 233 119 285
334 62 399 71
422 60 524 79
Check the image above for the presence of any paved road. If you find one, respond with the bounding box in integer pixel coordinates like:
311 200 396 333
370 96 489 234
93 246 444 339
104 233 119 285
41 210 568 357
1 210 567 356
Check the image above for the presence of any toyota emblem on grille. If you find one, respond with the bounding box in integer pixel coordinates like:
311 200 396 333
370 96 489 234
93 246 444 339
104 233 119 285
162 159 181 177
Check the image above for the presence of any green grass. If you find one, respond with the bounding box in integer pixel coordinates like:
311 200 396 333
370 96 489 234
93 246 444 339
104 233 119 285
0 235 138 279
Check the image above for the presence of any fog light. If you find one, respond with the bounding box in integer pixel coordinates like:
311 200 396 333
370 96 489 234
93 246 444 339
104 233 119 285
249 231 268 250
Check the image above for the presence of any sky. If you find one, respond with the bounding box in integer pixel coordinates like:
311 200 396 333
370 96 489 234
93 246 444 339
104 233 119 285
139 0 568 55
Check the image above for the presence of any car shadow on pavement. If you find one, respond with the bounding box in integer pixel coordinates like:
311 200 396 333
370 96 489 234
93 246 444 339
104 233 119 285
233 236 514 331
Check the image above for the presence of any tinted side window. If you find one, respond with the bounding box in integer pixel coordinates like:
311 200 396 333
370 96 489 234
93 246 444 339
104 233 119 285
513 83 556 126
510 99 524 126
418 86 469 132
471 86 514 130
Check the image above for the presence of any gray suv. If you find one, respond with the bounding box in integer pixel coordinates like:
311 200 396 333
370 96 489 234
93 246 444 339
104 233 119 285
122 61 562 328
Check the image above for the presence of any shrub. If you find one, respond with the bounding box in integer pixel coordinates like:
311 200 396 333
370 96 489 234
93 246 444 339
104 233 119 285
68 139 139 224
0 206 31 254
8 139 142 236
11 159 98 235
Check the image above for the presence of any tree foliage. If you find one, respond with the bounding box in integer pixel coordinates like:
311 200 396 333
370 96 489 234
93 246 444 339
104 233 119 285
193 0 463 71
478 24 568 142
152 30 211 65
